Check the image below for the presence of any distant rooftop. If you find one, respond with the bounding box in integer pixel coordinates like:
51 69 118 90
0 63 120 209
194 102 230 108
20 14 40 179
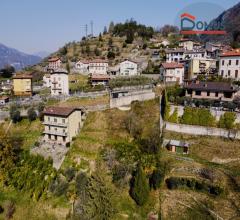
13 73 33 79
220 49 240 57
161 62 184 69
48 57 61 62
185 81 237 92
43 106 83 117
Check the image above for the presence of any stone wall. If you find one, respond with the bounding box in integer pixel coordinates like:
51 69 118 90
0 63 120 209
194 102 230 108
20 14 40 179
165 122 240 140
110 89 155 108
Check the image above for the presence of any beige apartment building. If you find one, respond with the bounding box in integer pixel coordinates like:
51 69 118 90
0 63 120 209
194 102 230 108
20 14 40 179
13 74 33 96
184 81 237 102
43 106 85 145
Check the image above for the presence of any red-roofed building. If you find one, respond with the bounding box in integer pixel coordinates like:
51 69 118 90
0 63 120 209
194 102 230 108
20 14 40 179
48 57 62 70
219 49 240 80
160 62 184 84
89 74 110 86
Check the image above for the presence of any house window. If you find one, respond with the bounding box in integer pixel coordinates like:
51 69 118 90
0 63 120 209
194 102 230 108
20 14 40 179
48 117 50 121
235 70 238 78
55 128 57 131
222 60 224 66
228 70 231 76
215 92 218 97
207 91 210 96
229 60 231 65
54 118 57 123
221 70 224 76
236 60 239 65
195 91 201 96
62 119 65 123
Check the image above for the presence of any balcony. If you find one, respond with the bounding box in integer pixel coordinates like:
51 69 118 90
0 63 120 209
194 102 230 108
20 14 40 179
43 129 68 136
43 121 67 127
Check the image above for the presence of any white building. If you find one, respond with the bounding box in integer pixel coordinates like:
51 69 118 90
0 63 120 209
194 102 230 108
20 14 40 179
161 39 170 47
119 60 138 76
43 74 51 88
179 39 194 50
165 48 208 63
219 50 240 80
184 49 208 60
75 60 89 73
165 48 185 63
75 59 108 75
160 62 184 84
50 69 69 96
89 60 108 75
48 57 62 70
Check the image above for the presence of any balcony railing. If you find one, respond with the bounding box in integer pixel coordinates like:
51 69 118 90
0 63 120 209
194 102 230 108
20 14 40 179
43 121 67 127
43 130 68 136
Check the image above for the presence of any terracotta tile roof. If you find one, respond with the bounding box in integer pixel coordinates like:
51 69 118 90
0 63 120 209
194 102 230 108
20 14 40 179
43 106 82 117
184 81 236 92
13 74 33 79
48 57 61 62
165 48 185 53
0 96 9 100
90 74 110 80
77 59 108 64
220 49 240 57
161 62 184 69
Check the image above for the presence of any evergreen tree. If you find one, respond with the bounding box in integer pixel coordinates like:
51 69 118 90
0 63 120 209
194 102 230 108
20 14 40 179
161 90 170 120
103 26 108 35
10 105 21 123
27 107 37 122
73 171 116 219
108 21 115 33
66 61 70 73
98 33 103 41
129 163 149 206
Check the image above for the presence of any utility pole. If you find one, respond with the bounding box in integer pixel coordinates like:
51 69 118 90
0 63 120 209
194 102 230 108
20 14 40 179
85 24 88 38
90 20 93 37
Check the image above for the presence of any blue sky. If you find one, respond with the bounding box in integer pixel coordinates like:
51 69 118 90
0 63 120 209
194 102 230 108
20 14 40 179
0 0 239 54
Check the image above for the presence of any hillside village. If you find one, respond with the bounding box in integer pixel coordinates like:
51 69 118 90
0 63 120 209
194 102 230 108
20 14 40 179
1 18 240 220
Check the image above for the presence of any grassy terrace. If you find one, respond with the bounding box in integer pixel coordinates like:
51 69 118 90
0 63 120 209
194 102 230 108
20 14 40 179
1 98 240 219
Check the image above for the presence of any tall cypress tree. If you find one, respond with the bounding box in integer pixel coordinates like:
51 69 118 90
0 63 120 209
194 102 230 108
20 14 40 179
129 163 149 206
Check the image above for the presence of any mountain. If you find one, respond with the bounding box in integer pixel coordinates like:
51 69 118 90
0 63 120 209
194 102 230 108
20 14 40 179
0 43 42 70
34 51 50 59
202 2 240 45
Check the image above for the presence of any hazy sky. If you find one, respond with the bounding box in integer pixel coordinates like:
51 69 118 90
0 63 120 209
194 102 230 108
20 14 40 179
0 0 239 54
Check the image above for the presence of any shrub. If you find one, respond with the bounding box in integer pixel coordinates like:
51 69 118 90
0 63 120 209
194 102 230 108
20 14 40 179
168 107 178 123
218 112 236 129
5 201 15 220
64 167 76 182
0 205 4 214
27 107 37 122
180 107 215 127
149 168 163 190
165 177 223 196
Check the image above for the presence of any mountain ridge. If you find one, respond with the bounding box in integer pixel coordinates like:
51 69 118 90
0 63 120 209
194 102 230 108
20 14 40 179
0 43 42 70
